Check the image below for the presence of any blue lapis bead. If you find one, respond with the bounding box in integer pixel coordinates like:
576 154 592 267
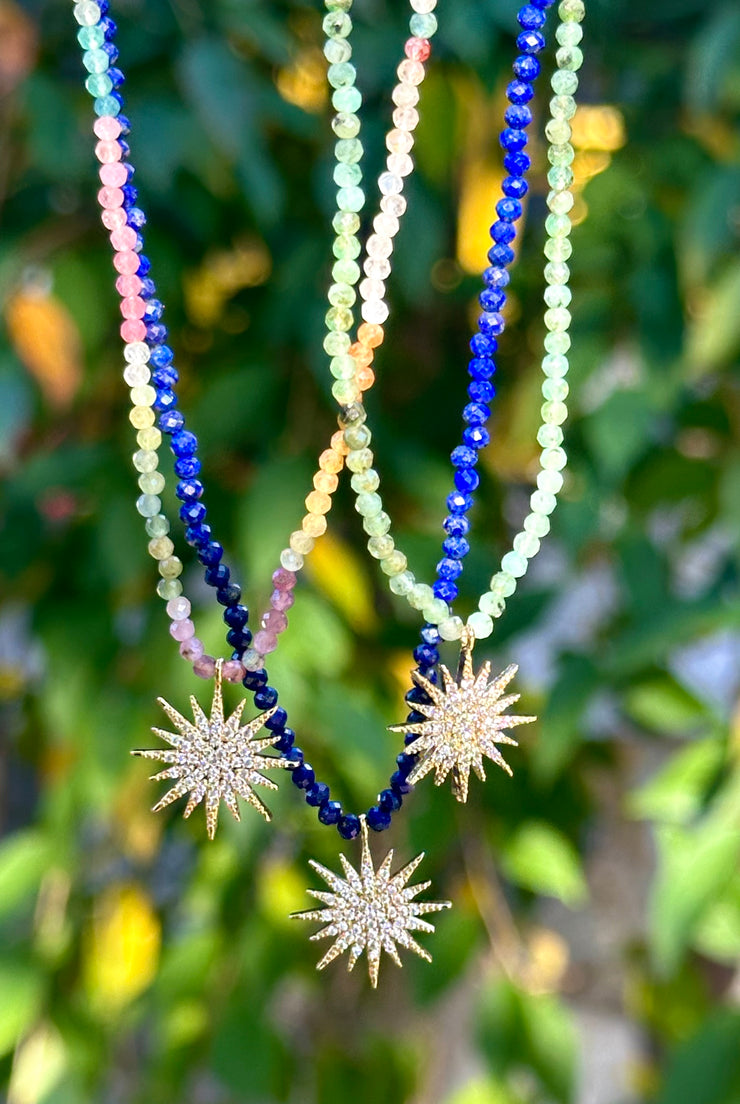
217 584 241 607
265 708 287 733
146 323 167 344
101 43 118 64
174 457 199 479
500 128 528 153
198 541 224 567
497 198 523 222
254 686 278 710
127 206 146 229
158 412 183 436
223 604 249 629
184 522 210 547
397 752 416 773
451 445 478 468
404 731 419 746
139 277 156 298
406 685 430 707
506 79 534 104
109 91 124 111
367 806 391 832
243 667 268 690
338 814 361 840
463 425 490 450
180 502 206 526
379 788 402 813
469 380 495 404
518 4 546 28
136 254 152 277
176 479 204 502
108 67 124 89
152 367 179 389
513 54 540 81
117 139 130 160
502 175 528 199
272 726 294 752
483 265 510 289
517 30 546 53
454 467 480 494
463 402 490 425
97 0 110 14
480 288 506 312
443 514 470 536
433 578 458 603
285 746 304 766
443 536 470 559
437 557 463 581
447 490 473 514
120 184 137 208
306 782 330 807
150 344 174 368
413 643 439 667
421 623 442 645
171 429 198 455
532 0 556 7
469 356 495 381
116 113 131 136
153 389 177 413
204 563 229 588
100 15 116 37
491 220 517 244
226 627 251 650
470 332 498 355
479 312 505 336
390 771 413 796
319 801 342 825
292 763 315 790
488 243 515 266
144 301 163 324
505 105 532 129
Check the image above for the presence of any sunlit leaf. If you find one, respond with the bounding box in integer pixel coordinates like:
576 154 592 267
83 884 161 1013
500 822 588 907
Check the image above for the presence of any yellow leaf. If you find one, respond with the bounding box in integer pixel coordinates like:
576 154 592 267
276 48 327 114
6 283 82 409
8 1023 66 1104
257 858 306 927
304 532 377 631
83 884 160 1013
457 160 506 275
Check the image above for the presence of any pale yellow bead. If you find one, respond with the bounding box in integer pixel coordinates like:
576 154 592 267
302 513 327 538
380 550 407 576
130 384 156 407
133 448 158 473
129 405 155 429
138 471 165 495
158 556 183 579
290 530 315 556
422 598 449 625
148 536 174 560
408 583 433 610
136 427 162 450
438 615 463 641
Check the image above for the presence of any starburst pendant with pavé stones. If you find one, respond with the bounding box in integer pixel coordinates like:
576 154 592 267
132 659 294 838
389 632 536 803
291 817 451 987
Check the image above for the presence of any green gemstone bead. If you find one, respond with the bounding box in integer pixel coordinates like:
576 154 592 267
538 469 564 494
544 331 571 354
331 259 360 285
325 0 352 11
557 21 583 46
148 536 174 560
330 354 356 380
559 0 585 22
85 73 112 97
421 598 449 623
157 578 183 601
479 592 506 618
350 469 380 494
550 94 577 120
541 447 567 471
335 138 363 164
544 261 570 285
333 162 362 188
547 165 574 191
537 424 563 448
544 237 573 262
158 556 183 579
389 571 415 596
489 571 517 598
543 378 570 401
501 551 527 579
145 514 170 539
331 379 358 404
545 118 571 145
544 306 571 332
531 490 557 515
368 535 395 559
136 494 161 518
355 492 382 517
325 306 353 332
324 331 351 355
346 447 373 473
332 87 362 113
322 11 352 37
524 512 551 538
547 190 574 215
551 69 579 96
468 611 494 641
83 49 109 74
547 143 575 168
337 186 365 212
408 584 434 611
332 211 361 235
332 112 360 139
514 531 540 559
544 284 572 309
542 352 569 378
328 282 356 308
344 423 371 449
78 25 106 47
380 550 408 576
138 471 165 495
362 509 390 535
333 235 361 261
556 45 583 72
324 39 352 64
409 12 438 36
328 62 357 89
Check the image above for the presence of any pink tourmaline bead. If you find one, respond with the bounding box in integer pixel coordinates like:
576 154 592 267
166 596 191 621
116 274 142 297
169 618 195 642
95 139 121 164
253 630 278 655
99 162 127 187
270 588 294 612
110 226 137 251
272 568 296 590
222 660 246 683
113 251 139 275
262 609 288 634
121 319 146 342
94 115 121 140
405 36 431 62
193 655 216 679
98 186 123 209
102 208 127 231
121 296 146 320
180 637 205 660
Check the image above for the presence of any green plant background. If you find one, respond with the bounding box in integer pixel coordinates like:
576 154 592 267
1 0 740 1100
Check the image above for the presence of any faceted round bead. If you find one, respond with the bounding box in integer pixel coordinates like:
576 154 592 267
438 616 464 642
514 531 540 559
157 578 183 601
289 531 314 556
501 551 527 578
556 45 583 71
531 490 557 515
280 548 303 572
389 570 415 596
524 512 551 538
337 814 361 840
468 611 493 640
74 3 102 27
479 592 506 618
551 69 579 95
380 550 408 576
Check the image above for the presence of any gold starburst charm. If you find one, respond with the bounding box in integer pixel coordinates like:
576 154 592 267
389 628 536 803
291 816 451 988
132 659 294 838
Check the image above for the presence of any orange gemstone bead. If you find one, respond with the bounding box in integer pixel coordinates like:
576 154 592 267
357 367 376 391
314 470 339 494
319 448 343 473
302 513 327 537
358 322 384 348
305 490 331 515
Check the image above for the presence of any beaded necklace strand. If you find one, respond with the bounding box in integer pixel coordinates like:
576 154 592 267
75 0 585 984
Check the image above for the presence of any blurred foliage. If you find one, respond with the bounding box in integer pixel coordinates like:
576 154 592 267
1 0 739 1100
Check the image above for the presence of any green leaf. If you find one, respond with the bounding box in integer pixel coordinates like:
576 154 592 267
650 822 740 974
624 678 710 737
532 654 599 781
0 961 44 1056
685 259 740 374
693 877 740 963
627 737 725 824
656 1012 740 1104
0 830 55 920
500 822 588 907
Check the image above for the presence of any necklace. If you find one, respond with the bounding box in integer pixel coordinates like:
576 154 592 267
75 0 585 986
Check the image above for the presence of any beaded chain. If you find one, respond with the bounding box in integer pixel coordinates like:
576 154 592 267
75 0 583 837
